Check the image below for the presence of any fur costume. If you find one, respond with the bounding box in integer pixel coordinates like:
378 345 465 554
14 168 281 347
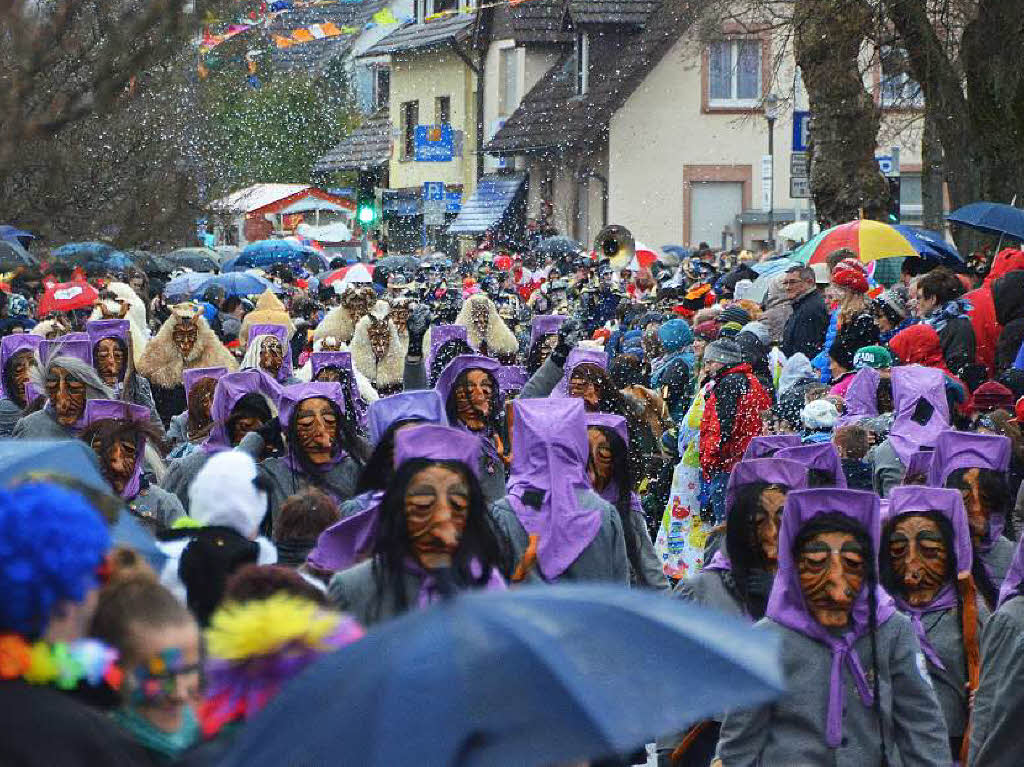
350 301 405 394
294 337 379 404
137 305 237 390
30 318 71 339
239 290 295 345
455 294 519 357
88 284 149 366
313 286 375 345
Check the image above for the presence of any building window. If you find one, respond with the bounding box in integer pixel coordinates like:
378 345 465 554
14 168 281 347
575 32 589 96
880 45 923 107
499 46 519 116
432 0 457 15
435 95 451 126
373 67 390 111
402 100 419 159
708 39 761 107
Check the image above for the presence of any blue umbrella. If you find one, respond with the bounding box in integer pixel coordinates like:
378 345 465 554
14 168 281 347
234 239 324 270
164 271 216 300
191 272 281 298
52 241 116 259
948 202 1024 242
223 584 783 767
0 225 35 249
893 225 964 268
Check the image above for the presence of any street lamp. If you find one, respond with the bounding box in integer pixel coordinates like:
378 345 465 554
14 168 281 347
763 93 780 252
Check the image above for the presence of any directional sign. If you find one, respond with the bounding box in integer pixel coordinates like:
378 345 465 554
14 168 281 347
790 152 809 178
790 177 812 199
792 111 811 152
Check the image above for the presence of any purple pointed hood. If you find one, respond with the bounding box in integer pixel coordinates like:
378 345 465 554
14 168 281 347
766 487 896 748
0 334 42 399
888 365 950 464
83 399 151 500
182 366 228 396
86 319 130 349
585 412 628 445
307 490 385 573
776 443 847 488
997 538 1024 608
278 382 348 471
427 324 468 378
367 390 447 445
495 365 528 398
742 434 801 460
311 351 365 427
887 485 972 578
205 369 282 454
394 423 482 477
530 314 565 347
835 366 880 426
903 449 934 480
39 337 93 366
434 354 500 406
555 348 608 396
247 323 293 382
927 430 1011 487
507 397 601 580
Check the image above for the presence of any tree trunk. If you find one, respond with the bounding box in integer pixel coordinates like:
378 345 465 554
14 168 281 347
921 105 945 232
793 0 890 227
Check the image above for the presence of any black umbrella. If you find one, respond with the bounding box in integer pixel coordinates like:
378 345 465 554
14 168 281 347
534 236 583 258
129 250 175 273
167 248 220 272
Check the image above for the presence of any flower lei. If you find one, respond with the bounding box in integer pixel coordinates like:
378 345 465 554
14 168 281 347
0 634 122 691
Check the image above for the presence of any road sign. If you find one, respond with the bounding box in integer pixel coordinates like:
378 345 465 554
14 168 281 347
792 111 811 152
761 155 773 212
414 125 454 162
422 182 445 201
790 177 812 198
445 190 462 214
790 152 809 178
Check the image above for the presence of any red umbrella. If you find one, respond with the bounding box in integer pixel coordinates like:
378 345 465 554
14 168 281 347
493 254 514 270
321 263 374 289
37 280 99 317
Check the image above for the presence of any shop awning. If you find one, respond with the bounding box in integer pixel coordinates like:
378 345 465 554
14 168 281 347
447 173 527 235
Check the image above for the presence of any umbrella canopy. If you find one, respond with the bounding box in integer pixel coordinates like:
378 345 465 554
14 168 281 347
534 236 583 258
163 272 216 300
791 219 963 267
222 584 783 767
37 280 98 316
323 263 375 291
0 240 40 271
128 250 175 273
50 241 116 263
948 202 1024 241
191 272 281 299
776 220 820 242
167 248 220 272
233 239 324 270
0 225 35 249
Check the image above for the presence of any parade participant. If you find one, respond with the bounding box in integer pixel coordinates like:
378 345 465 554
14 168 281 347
490 397 629 584
81 399 184 531
651 319 695 425
14 338 113 439
525 314 565 374
351 301 405 396
89 577 201 762
434 354 507 502
742 433 801 459
238 290 295 351
454 292 519 362
85 319 160 429
241 324 300 385
166 366 227 454
273 489 341 569
423 323 469 384
160 369 281 510
328 424 507 626
136 302 237 427
0 332 42 436
871 364 951 498
714 488 950 766
698 338 772 523
880 486 982 762
239 382 365 532
928 430 1015 601
313 285 374 346
495 364 529 404
306 391 449 577
776 442 848 487
310 350 368 431
889 323 971 418
585 413 668 589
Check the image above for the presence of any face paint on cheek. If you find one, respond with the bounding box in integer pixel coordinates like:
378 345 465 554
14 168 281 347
889 515 948 606
798 531 865 629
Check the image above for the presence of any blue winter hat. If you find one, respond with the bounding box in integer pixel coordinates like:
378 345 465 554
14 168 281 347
657 319 694 352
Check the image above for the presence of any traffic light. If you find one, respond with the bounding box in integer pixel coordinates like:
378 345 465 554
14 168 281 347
886 177 901 224
357 200 377 225
356 174 378 227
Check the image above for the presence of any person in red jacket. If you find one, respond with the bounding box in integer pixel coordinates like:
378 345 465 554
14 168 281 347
698 338 771 524
968 247 1024 376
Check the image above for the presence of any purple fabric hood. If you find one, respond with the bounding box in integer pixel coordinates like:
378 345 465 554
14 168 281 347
82 399 151 500
182 366 228 396
927 430 1011 487
204 369 282 454
741 434 801 460
585 412 628 445
427 324 468 378
0 334 42 399
530 314 565 347
40 337 93 366
367 390 447 445
887 365 950 464
507 397 601 580
776 442 847 488
311 351 366 427
434 354 500 406
394 424 482 477
555 348 608 396
835 366 880 426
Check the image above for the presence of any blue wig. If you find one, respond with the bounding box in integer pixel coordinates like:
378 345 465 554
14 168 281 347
0 484 110 638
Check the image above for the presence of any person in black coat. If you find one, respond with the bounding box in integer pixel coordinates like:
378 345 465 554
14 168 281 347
993 270 1024 375
916 267 976 374
780 266 829 359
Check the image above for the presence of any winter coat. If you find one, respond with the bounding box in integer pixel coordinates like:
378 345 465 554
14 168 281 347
716 614 950 766
674 568 746 618
160 449 209 511
969 595 1024 767
12 408 73 440
327 559 431 628
992 271 1024 374
934 315 976 374
965 284 999 376
127 482 186 533
781 289 830 360
869 438 905 499
0 398 26 437
488 491 630 585
980 536 1016 589
833 310 880 363
698 363 771 480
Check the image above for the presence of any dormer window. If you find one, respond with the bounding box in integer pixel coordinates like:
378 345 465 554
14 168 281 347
575 31 589 95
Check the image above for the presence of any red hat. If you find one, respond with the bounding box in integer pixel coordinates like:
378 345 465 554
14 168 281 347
832 261 869 293
974 381 1016 412
1016 396 1024 423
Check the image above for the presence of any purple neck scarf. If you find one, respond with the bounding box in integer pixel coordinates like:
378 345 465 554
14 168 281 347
403 557 506 609
204 370 282 454
767 488 895 749
835 367 880 427
0 334 42 400
247 324 293 382
506 397 601 579
887 365 950 464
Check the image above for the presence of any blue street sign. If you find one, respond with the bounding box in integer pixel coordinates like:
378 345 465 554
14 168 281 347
445 190 462 214
792 111 811 152
422 182 445 201
414 125 455 162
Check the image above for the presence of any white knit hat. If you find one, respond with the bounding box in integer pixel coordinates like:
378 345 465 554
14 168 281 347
188 451 267 539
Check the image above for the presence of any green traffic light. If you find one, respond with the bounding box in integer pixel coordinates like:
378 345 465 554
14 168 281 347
357 205 376 224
